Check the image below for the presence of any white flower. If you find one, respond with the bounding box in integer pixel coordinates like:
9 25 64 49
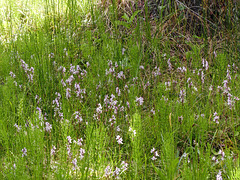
80 148 85 159
72 158 77 170
121 161 128 172
66 88 71 99
104 166 112 177
218 150 225 160
136 97 144 106
151 156 157 161
51 146 56 156
67 136 72 144
116 135 123 144
96 103 102 114
22 147 27 157
45 122 52 132
154 151 159 157
216 170 222 180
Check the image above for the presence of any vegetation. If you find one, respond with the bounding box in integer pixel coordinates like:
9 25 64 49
0 0 239 179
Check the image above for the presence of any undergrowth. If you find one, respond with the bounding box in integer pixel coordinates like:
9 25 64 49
0 0 239 179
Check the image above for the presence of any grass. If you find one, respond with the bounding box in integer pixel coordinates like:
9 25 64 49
0 0 239 179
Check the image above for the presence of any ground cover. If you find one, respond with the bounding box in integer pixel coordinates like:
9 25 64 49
0 0 239 179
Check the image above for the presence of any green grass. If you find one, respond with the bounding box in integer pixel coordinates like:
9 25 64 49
0 0 239 179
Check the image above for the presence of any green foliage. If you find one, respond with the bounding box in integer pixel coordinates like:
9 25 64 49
0 0 239 179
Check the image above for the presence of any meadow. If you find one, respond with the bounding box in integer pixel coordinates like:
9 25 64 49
0 0 239 179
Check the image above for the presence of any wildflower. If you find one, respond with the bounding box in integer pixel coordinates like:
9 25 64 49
201 71 205 84
179 89 186 103
151 156 157 161
121 161 128 172
66 88 71 99
212 156 216 161
45 122 52 132
136 97 144 106
151 147 155 154
126 101 130 108
151 147 159 161
36 107 42 120
66 144 72 158
226 68 231 81
165 81 171 90
120 106 125 112
113 167 121 178
213 112 219 124
117 71 125 79
153 66 161 76
9 71 16 78
116 135 123 145
73 111 83 123
167 59 173 71
116 126 121 132
20 59 29 72
51 146 56 156
144 81 150 89
182 153 187 158
72 158 77 170
14 123 21 132
115 62 118 68
61 79 66 87
116 87 121 96
105 166 112 177
79 148 85 159
216 170 223 180
218 150 225 161
77 138 83 146
209 85 213 91
122 48 126 55
202 58 209 70
129 127 136 137
86 62 90 67
177 66 186 73
22 147 27 157
96 103 102 114
49 52 54 58
227 93 234 109
154 151 159 157
132 130 136 136
67 136 72 144
139 65 144 70
150 108 155 115
29 67 34 74
109 67 115 74
66 75 74 85
64 48 68 56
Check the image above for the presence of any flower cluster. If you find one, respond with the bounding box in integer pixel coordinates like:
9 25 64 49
116 135 123 145
150 147 159 161
52 92 64 121
45 122 52 132
104 161 128 179
20 59 34 83
136 97 144 106
179 89 186 103
213 112 220 124
22 147 27 157
217 66 239 109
